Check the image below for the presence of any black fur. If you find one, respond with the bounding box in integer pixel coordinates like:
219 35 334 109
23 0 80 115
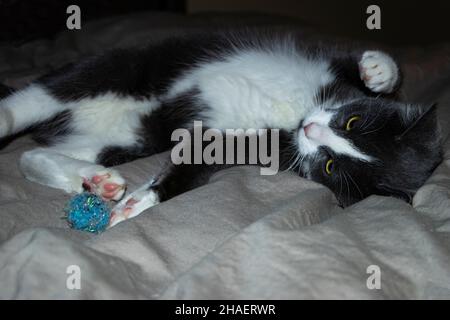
3 31 442 207
151 129 294 202
96 90 205 166
32 110 73 145
0 83 13 99
39 35 228 101
308 100 442 206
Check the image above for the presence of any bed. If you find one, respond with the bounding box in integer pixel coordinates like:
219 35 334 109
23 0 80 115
0 11 449 299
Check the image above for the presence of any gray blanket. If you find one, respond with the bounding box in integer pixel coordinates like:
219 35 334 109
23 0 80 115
0 12 449 299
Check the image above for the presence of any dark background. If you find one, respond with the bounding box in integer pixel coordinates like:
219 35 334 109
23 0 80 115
0 0 449 45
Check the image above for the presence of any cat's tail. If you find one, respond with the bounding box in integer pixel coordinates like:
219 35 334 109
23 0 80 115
0 83 66 139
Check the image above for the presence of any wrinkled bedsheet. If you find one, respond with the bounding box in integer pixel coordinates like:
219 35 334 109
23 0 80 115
0 12 450 299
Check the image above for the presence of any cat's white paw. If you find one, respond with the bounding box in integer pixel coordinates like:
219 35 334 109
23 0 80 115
359 51 399 94
80 167 126 201
109 188 159 227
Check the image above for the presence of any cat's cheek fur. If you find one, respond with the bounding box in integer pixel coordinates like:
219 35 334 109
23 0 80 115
297 129 319 155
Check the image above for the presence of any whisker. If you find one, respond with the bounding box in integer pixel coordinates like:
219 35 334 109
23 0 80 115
346 171 363 199
360 111 380 132
360 109 381 131
286 150 301 171
342 171 351 205
338 171 344 200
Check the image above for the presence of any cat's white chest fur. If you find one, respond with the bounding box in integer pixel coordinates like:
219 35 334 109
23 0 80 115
169 49 335 130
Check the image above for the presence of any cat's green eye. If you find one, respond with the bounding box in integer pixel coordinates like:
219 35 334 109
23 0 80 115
325 159 334 175
345 115 361 131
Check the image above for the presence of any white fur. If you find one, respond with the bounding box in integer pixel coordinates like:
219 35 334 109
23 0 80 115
0 86 159 158
69 93 158 148
57 93 159 161
4 87 157 198
20 148 87 193
20 147 125 200
109 183 159 227
359 51 399 93
0 85 65 136
168 49 335 130
298 108 372 161
4 48 398 228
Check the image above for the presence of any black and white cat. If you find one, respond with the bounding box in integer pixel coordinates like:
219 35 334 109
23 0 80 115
0 32 442 227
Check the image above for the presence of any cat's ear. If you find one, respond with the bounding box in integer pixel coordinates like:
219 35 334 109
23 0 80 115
395 103 438 142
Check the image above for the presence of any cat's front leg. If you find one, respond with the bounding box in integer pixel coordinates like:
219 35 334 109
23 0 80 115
109 162 219 227
20 148 126 201
359 51 400 94
109 181 159 227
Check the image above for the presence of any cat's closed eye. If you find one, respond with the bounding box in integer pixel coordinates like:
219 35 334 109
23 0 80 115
345 115 361 131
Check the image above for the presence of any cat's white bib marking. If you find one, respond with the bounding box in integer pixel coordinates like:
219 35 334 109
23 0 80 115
271 100 297 128
167 49 334 131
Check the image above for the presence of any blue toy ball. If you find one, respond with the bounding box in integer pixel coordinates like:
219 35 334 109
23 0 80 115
64 192 111 233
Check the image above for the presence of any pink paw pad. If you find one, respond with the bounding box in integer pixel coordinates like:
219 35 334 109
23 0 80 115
108 189 160 228
83 170 126 201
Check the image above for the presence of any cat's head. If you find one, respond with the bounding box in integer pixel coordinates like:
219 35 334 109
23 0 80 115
296 98 442 206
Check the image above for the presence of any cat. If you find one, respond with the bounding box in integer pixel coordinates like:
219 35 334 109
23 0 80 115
0 31 442 227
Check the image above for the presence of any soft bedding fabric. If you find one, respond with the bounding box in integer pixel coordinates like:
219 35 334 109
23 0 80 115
0 12 450 299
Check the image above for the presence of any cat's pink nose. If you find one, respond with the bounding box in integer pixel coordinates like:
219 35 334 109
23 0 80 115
303 122 316 138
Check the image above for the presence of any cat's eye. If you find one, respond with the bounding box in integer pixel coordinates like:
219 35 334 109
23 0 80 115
325 159 334 175
345 115 361 131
